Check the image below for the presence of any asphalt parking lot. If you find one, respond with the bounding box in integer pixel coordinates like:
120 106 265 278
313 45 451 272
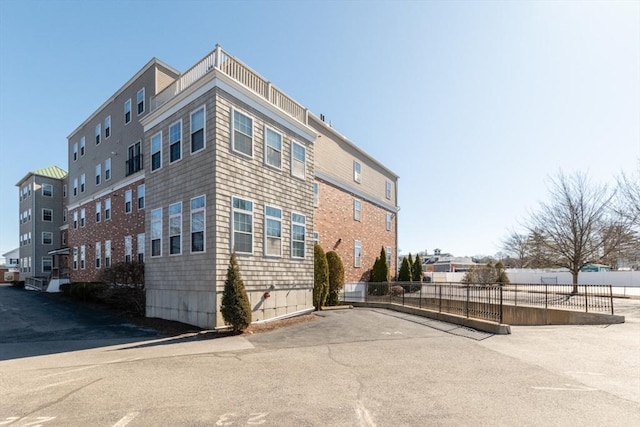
1 284 639 426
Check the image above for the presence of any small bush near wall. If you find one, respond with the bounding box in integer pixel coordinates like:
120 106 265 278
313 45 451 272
326 251 344 306
221 253 252 333
314 244 329 310
60 282 109 303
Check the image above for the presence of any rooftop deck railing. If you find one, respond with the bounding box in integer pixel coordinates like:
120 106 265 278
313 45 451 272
152 45 308 124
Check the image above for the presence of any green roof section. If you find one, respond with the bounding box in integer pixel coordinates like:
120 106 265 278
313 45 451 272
32 165 67 179
15 165 67 186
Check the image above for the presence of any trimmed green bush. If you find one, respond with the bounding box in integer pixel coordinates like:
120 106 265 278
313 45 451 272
398 257 412 282
221 253 252 333
326 251 344 306
412 254 423 282
313 244 329 310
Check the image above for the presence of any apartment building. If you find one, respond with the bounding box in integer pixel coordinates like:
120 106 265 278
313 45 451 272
37 44 398 328
15 166 67 282
310 115 399 282
66 59 180 282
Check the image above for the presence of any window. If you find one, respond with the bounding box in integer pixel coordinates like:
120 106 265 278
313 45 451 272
105 158 111 181
61 231 67 245
63 209 67 223
313 232 320 244
63 184 67 197
43 208 53 222
73 211 78 229
151 208 162 257
291 213 306 259
105 198 111 220
73 142 78 161
96 202 102 222
386 247 392 268
354 161 361 183
125 189 132 213
191 106 205 153
169 120 181 163
169 202 182 255
137 88 145 115
354 240 362 268
291 142 306 179
124 236 132 263
385 181 392 200
137 233 145 263
151 131 162 171
42 256 52 274
95 164 101 186
95 242 101 269
42 183 53 197
80 174 85 193
354 199 362 221
42 232 53 245
73 178 78 196
232 197 253 254
80 208 86 227
191 195 205 253
127 141 142 175
264 126 282 169
137 184 145 209
105 116 111 139
28 208 31 221
313 182 319 207
80 137 85 156
105 240 111 268
80 245 86 269
124 99 131 124
264 206 282 257
232 109 252 157
386 213 392 231
95 123 101 145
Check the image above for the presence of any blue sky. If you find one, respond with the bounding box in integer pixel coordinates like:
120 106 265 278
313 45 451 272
0 0 638 259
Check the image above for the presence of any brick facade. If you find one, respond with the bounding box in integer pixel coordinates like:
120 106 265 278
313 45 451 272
67 178 145 282
314 178 396 282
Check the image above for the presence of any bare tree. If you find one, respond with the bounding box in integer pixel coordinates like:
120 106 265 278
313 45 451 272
526 171 630 291
617 162 640 227
501 231 529 268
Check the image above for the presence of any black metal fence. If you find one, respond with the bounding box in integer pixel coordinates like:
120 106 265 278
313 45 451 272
340 282 615 323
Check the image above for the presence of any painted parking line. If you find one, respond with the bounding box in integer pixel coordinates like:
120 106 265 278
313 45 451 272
112 412 139 427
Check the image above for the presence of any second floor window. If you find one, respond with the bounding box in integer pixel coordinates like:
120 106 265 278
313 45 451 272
151 132 162 171
191 106 205 153
125 99 131 124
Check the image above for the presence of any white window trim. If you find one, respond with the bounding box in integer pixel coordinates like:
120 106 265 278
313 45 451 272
95 164 102 186
105 115 111 139
151 208 162 258
137 233 145 263
96 242 102 269
42 183 53 197
137 184 145 210
137 87 145 115
230 107 253 159
190 105 206 154
42 231 53 245
190 195 206 254
291 212 306 260
96 202 102 223
263 125 282 170
80 245 86 270
354 240 362 268
386 212 392 231
80 208 86 228
105 240 112 267
385 181 392 200
151 131 162 172
124 98 132 124
105 198 111 221
42 208 53 222
95 123 101 145
291 141 306 180
80 137 85 157
313 182 319 207
73 142 78 161
80 173 85 193
124 189 133 214
354 199 362 222
354 160 361 183
124 236 133 263
264 205 283 258
105 158 112 181
169 202 182 256
169 119 183 164
231 196 254 255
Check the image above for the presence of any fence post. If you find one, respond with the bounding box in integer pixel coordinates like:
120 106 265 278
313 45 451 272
584 284 588 313
500 286 503 324
402 283 405 306
545 284 548 310
439 284 442 313
514 284 518 306
609 285 614 315
419 283 422 309
466 285 470 318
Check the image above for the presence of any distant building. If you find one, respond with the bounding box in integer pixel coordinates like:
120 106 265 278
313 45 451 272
15 166 67 284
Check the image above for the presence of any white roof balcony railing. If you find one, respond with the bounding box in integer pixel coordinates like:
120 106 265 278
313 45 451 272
151 45 308 125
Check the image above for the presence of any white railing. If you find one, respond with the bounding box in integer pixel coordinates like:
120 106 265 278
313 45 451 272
151 45 307 125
